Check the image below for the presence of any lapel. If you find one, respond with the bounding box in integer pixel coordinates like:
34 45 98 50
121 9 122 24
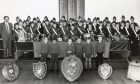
2 22 6 32
3 22 11 30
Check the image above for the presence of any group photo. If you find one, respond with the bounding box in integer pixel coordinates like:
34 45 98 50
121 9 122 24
0 0 140 84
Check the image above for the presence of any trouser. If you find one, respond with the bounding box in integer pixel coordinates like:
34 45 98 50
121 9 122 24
76 53 83 61
3 39 12 57
76 53 83 70
76 53 84 78
40 53 48 62
85 57 92 69
131 40 139 56
51 54 59 70
96 53 103 68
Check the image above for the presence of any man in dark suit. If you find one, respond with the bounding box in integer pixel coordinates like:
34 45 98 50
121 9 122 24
0 16 13 58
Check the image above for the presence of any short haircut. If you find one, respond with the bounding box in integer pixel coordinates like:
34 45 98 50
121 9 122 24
16 16 19 19
113 16 116 19
130 16 134 19
4 16 9 19
122 15 125 18
27 16 31 18
62 16 65 19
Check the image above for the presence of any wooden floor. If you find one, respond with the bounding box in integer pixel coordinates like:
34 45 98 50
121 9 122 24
0 69 140 84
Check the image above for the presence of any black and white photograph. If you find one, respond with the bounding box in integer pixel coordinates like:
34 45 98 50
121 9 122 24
0 0 140 84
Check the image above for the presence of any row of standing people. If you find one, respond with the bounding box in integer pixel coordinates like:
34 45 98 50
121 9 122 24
40 36 105 71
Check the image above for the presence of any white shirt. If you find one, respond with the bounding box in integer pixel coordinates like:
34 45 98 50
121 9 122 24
5 22 10 33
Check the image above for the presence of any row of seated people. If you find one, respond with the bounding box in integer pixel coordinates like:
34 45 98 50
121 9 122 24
13 15 140 42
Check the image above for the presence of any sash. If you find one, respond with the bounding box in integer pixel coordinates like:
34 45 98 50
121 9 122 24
115 28 121 35
37 27 41 34
107 27 112 36
21 27 27 34
99 26 103 34
30 27 33 34
125 27 130 35
87 29 90 34
44 26 50 34
61 26 66 35
94 26 97 32
70 30 74 36
77 27 83 34
132 28 138 37
14 29 19 35
52 28 58 35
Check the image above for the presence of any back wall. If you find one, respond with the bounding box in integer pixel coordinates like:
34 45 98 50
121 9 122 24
85 0 140 25
0 0 139 25
0 0 59 23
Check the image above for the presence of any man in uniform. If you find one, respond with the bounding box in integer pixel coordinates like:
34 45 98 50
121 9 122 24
65 38 75 56
75 38 83 60
49 38 60 71
95 35 105 69
40 37 50 62
83 38 93 70
59 20 69 41
68 24 78 41
50 22 59 40
77 21 85 40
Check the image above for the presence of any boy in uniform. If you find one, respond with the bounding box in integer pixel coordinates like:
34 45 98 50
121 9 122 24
83 38 93 70
95 35 105 69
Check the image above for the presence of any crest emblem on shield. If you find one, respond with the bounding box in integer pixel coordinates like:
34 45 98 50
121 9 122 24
2 63 20 81
33 61 47 79
98 63 113 80
61 55 83 82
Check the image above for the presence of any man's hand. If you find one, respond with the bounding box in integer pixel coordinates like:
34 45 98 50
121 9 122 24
83 53 85 58
103 54 105 57
95 54 97 57
48 55 51 58
39 54 41 57
91 55 94 58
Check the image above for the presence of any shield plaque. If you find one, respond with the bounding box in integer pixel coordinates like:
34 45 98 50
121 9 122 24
2 63 20 81
98 63 113 80
33 61 47 79
61 55 83 82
